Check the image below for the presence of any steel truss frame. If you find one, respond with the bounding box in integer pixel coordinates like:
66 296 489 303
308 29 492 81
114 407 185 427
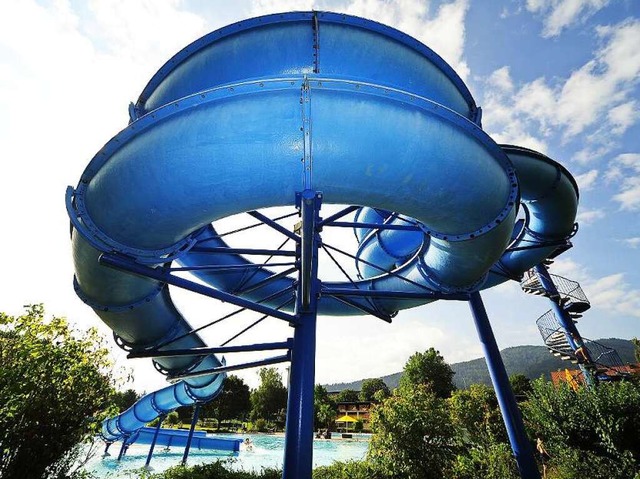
102 190 540 479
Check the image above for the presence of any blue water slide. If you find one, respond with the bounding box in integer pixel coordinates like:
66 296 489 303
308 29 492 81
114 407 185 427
67 11 576 443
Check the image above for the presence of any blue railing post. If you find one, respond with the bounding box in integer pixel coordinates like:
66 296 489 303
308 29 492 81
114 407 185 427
283 190 322 479
468 292 540 479
182 403 201 465
144 414 165 469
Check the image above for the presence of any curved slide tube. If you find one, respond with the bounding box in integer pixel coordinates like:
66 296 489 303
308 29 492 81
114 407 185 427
354 145 579 291
67 11 577 442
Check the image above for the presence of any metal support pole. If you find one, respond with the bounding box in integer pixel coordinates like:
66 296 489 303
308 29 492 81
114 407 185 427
102 442 112 457
144 414 165 469
181 403 201 465
283 190 321 479
534 265 594 385
469 292 540 479
116 438 128 461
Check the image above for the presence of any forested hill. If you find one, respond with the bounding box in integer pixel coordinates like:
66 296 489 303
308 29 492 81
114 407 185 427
324 338 637 391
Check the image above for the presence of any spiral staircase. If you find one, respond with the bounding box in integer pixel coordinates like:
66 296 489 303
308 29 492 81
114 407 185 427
520 264 629 382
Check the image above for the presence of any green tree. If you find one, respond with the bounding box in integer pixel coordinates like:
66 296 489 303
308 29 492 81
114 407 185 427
336 389 359 403
314 385 336 430
359 378 390 402
354 419 364 433
398 348 455 398
448 385 516 478
250 368 287 423
0 305 115 479
314 384 331 404
368 384 458 479
112 388 139 412
316 402 336 432
632 337 640 363
373 389 388 403
202 375 251 430
165 411 180 426
509 374 533 398
449 384 507 445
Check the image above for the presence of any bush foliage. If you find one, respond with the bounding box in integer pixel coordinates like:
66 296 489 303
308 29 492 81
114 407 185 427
0 305 115 479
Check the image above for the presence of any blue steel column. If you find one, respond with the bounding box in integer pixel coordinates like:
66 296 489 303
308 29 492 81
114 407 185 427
283 190 321 479
181 403 200 465
144 414 165 469
102 442 112 457
469 292 540 479
533 264 594 385
116 437 129 461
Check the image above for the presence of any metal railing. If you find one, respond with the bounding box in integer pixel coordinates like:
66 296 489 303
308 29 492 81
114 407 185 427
535 310 625 370
521 270 590 310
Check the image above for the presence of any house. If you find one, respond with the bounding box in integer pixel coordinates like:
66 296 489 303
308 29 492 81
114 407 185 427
334 400 373 432
550 363 640 389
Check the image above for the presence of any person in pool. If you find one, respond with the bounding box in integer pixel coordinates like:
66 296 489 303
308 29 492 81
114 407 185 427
244 437 254 451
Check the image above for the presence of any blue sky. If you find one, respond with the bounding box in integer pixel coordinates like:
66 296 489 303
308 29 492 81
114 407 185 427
0 0 638 391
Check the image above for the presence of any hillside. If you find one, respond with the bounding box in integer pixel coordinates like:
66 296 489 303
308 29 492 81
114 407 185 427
324 338 637 391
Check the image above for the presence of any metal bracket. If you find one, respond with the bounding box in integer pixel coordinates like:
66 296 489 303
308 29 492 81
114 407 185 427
99 252 300 325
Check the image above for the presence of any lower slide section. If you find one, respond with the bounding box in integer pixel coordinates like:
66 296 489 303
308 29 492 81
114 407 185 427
102 372 226 442
120 427 242 452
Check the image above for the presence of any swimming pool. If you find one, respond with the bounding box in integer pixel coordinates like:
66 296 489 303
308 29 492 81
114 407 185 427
83 433 370 477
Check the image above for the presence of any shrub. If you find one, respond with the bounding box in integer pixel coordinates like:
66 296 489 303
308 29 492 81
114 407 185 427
313 460 387 479
143 461 280 479
368 384 457 479
451 443 518 479
523 378 640 479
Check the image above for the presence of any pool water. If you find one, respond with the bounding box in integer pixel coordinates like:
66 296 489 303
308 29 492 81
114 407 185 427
83 433 370 478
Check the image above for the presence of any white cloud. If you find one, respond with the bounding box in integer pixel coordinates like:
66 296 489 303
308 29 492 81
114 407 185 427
608 101 639 135
481 18 640 157
621 237 640 248
250 0 315 14
574 169 599 190
340 0 471 81
481 67 548 151
251 0 472 82
552 259 640 318
576 207 605 225
526 0 611 37
556 19 640 137
613 177 640 211
0 0 210 394
87 0 207 64
607 153 640 210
